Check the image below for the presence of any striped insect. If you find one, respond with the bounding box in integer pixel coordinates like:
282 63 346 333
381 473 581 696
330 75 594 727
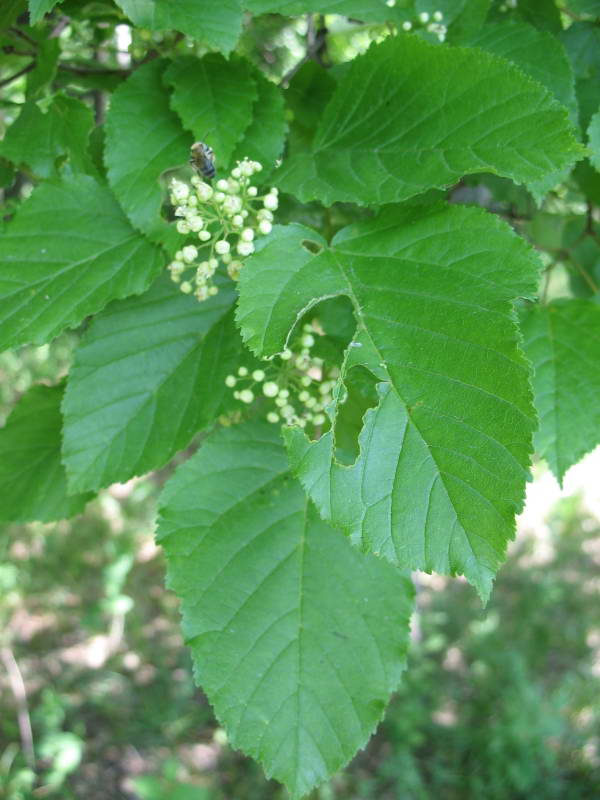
189 141 216 180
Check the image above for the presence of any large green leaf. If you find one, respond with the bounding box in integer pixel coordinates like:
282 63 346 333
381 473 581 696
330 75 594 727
237 205 541 600
157 420 413 799
232 67 286 174
114 0 243 55
244 0 407 21
589 109 600 172
276 35 583 206
63 275 240 493
0 175 163 351
520 299 600 484
470 22 576 121
0 384 92 523
164 55 257 168
0 94 95 178
104 59 190 247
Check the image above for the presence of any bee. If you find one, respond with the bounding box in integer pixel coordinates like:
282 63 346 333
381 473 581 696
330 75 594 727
189 141 216 181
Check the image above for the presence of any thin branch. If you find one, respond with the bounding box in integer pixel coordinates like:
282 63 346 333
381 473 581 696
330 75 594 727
0 62 35 89
570 256 600 294
57 62 130 76
1 646 35 769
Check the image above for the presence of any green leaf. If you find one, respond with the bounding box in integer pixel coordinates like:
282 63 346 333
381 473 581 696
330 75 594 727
516 0 562 34
232 67 286 174
104 59 191 248
0 0 26 30
26 36 60 98
237 205 541 600
114 0 243 55
164 55 257 168
445 0 490 45
276 36 583 207
157 420 414 799
0 384 92 523
0 174 163 350
28 0 61 24
63 275 241 493
520 299 600 484
284 61 337 156
564 0 600 14
588 109 600 172
0 94 95 178
470 22 577 122
560 22 600 79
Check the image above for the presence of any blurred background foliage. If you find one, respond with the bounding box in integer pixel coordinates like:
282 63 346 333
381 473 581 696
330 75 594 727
1 338 600 800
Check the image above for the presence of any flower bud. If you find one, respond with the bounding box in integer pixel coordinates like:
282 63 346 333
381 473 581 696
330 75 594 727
188 215 204 232
232 215 244 227
176 220 190 234
237 241 255 256
266 411 279 424
196 182 213 201
419 11 429 22
263 193 278 211
198 230 211 241
238 366 249 376
258 220 272 235
225 375 237 387
232 167 241 179
247 186 258 197
241 228 255 242
216 179 229 191
239 389 254 404
433 10 443 20
180 281 193 294
280 349 292 361
263 381 279 397
215 240 230 255
181 245 198 263
252 369 265 382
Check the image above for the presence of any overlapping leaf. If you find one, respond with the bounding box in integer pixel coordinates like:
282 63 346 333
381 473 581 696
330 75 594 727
28 0 60 24
244 0 407 21
104 59 190 247
232 67 286 174
63 275 240 493
237 205 541 600
114 0 243 55
157 420 413 799
0 94 95 178
164 55 257 168
520 299 600 483
276 35 583 206
0 175 163 350
0 384 93 523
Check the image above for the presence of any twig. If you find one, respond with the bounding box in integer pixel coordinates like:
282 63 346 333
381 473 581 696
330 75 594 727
0 62 35 89
1 646 35 769
280 13 329 86
570 256 600 295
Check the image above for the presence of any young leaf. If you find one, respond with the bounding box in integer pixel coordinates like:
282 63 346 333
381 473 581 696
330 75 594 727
63 275 241 493
104 59 191 247
232 67 287 174
114 0 243 55
0 175 164 351
0 94 95 178
164 55 257 168
0 384 93 523
520 299 600 484
276 35 584 206
588 109 600 172
237 205 541 601
157 420 414 799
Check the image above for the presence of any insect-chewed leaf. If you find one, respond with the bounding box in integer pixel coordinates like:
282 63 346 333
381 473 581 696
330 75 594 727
237 204 541 601
276 35 584 206
157 420 413 799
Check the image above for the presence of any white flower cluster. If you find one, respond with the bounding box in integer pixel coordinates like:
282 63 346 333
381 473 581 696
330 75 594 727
224 322 338 430
400 9 446 42
167 158 279 302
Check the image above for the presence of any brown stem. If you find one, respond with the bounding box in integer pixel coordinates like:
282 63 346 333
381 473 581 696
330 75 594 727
1 646 35 769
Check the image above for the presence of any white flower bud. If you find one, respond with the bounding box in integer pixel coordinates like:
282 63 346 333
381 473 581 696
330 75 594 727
215 240 230 255
252 369 265 382
208 257 219 270
240 160 253 177
247 186 258 197
174 206 186 217
221 252 232 264
191 175 201 186
227 179 240 194
232 167 241 179
258 209 274 222
241 228 255 242
180 281 193 294
419 11 429 22
187 215 204 232
301 334 315 348
171 180 190 201
402 20 412 30
208 286 218 296
227 261 243 280
223 195 243 215
266 411 279 424
281 404 295 418
280 349 292 361
225 375 237 387
181 245 198 263
196 182 213 201
313 413 326 425
198 230 211 241
305 396 316 408
433 10 443 20
196 285 209 301
239 389 254 404
263 381 279 397
299 390 310 402
237 241 255 256
279 389 290 399
238 366 249 376
258 220 272 235
241 210 249 218
300 376 312 387
232 214 244 227
215 191 226 203
275 397 286 407
252 162 263 172
216 179 229 191
176 220 190 234
263 193 278 211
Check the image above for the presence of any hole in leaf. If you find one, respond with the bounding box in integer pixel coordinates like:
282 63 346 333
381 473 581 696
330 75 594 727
334 365 379 466
301 238 323 255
